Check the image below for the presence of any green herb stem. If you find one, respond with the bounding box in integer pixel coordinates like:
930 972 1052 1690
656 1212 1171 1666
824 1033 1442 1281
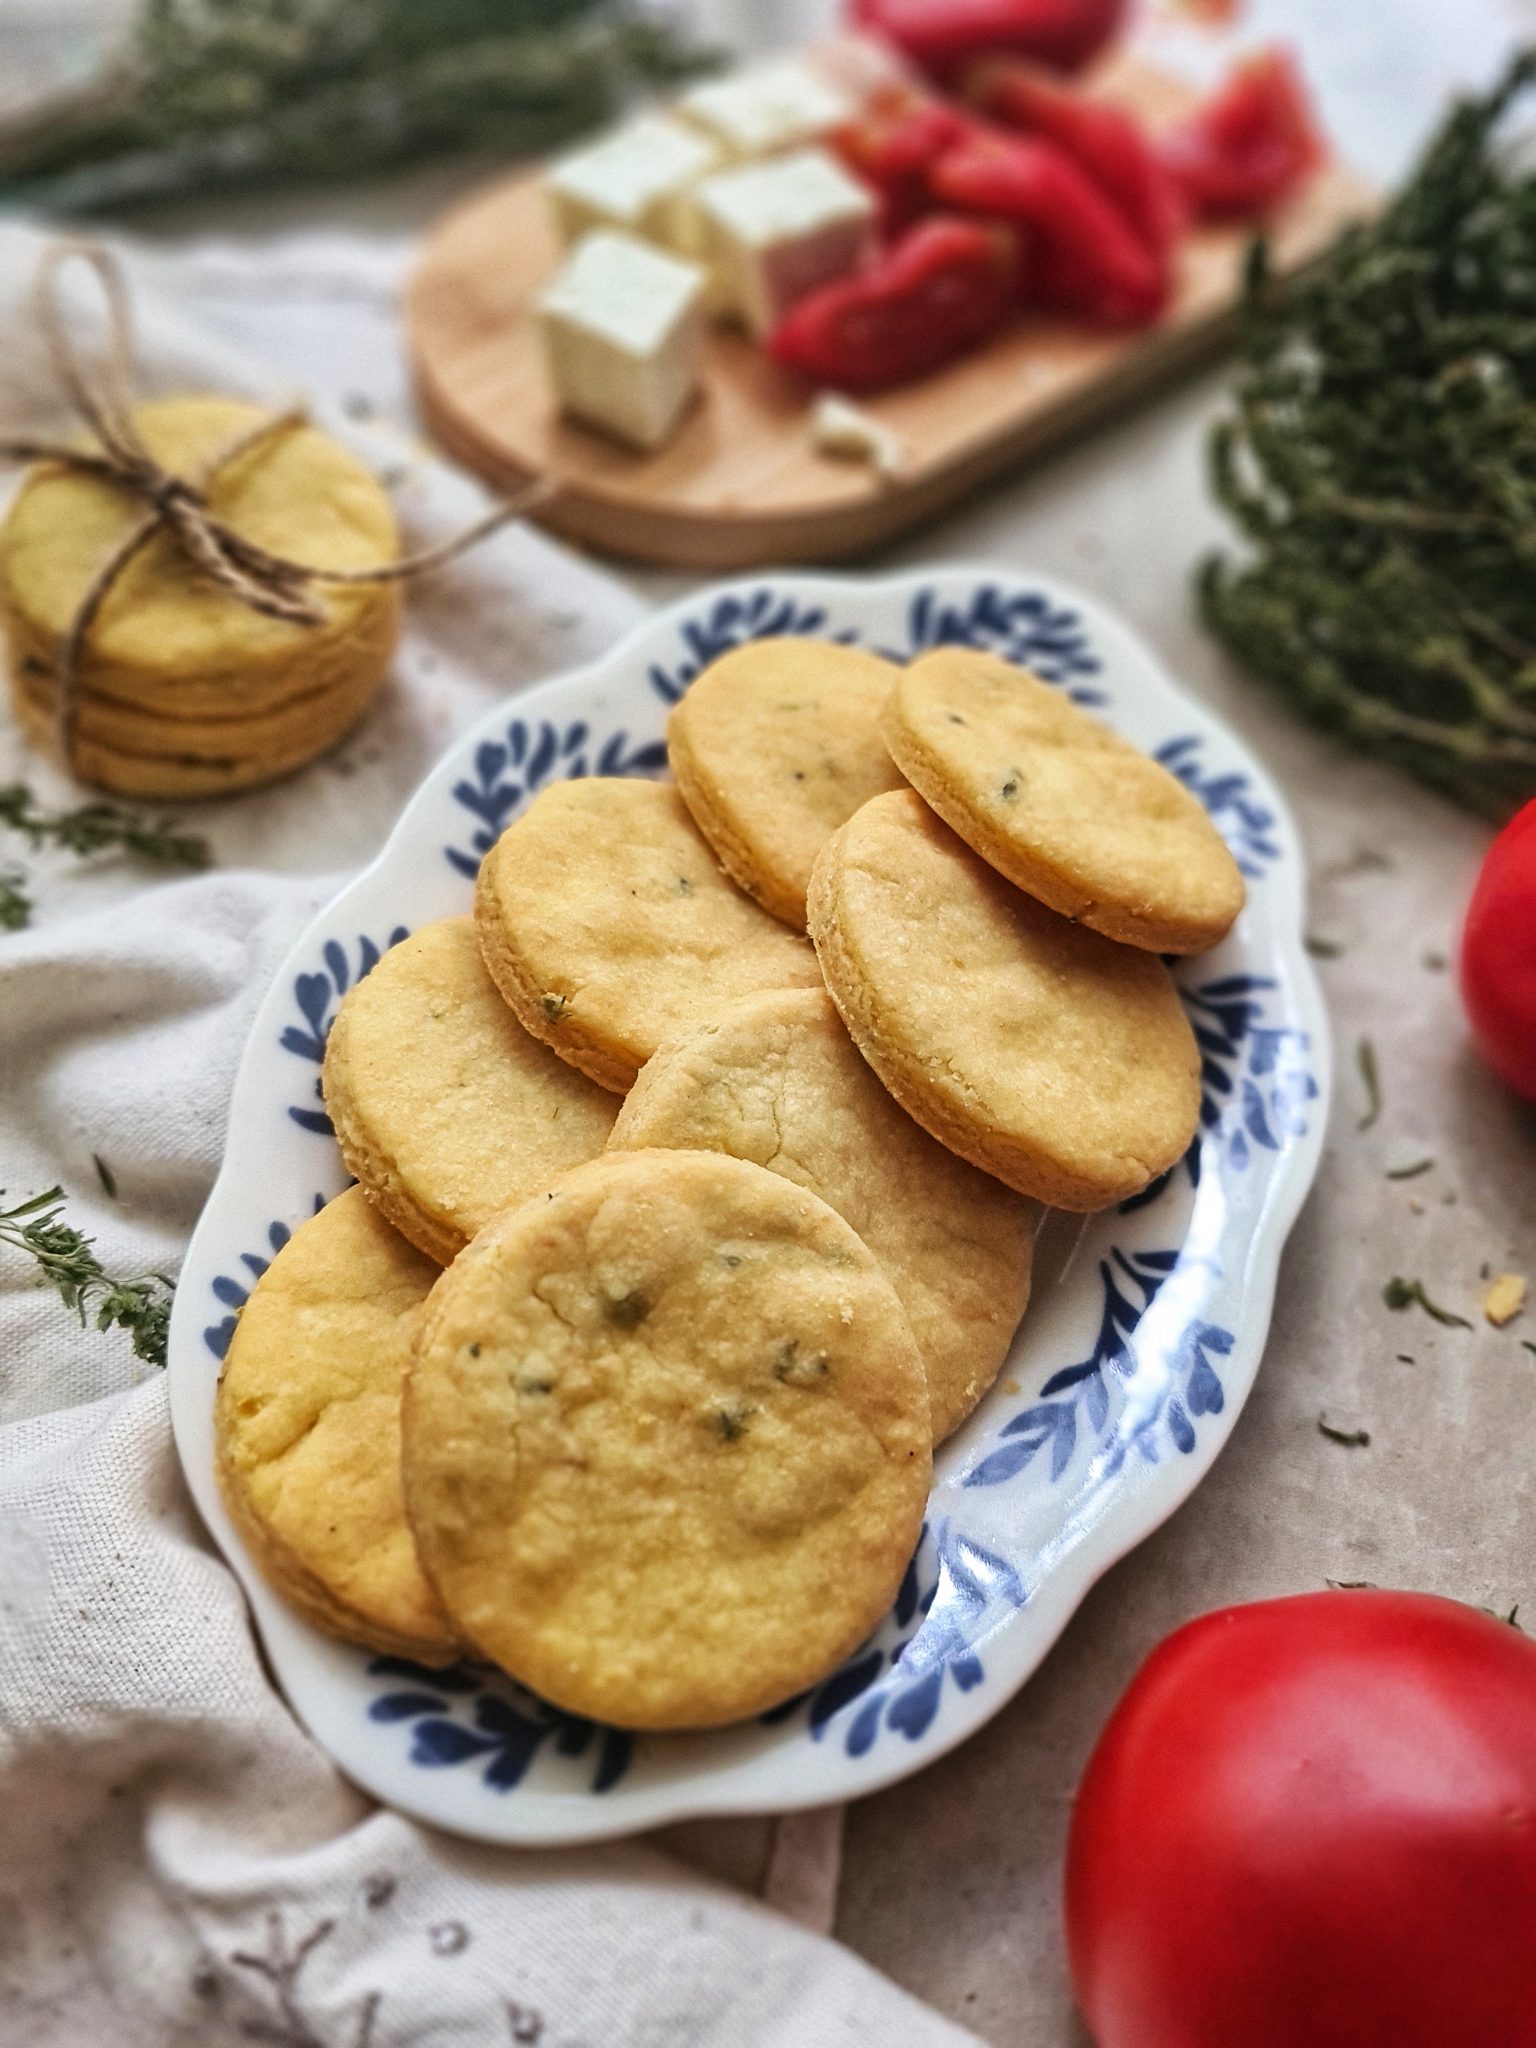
1383 1275 1473 1328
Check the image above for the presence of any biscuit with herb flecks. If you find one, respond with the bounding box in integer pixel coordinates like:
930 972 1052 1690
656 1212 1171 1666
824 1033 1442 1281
402 1148 931 1728
667 637 906 925
885 647 1245 954
323 916 618 1264
807 790 1201 1210
473 777 821 1092
610 987 1035 1441
215 1187 458 1664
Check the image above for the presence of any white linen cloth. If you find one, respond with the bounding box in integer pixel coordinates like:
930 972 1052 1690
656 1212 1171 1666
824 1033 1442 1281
0 219 980 2048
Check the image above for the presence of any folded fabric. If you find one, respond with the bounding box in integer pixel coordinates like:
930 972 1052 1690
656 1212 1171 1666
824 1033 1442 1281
0 221 980 2048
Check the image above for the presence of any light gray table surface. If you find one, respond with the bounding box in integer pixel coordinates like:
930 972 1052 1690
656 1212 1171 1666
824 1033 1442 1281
11 2 1536 2040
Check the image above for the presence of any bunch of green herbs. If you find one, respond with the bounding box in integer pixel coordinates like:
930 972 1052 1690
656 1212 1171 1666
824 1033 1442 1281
0 0 715 213
1201 50 1536 817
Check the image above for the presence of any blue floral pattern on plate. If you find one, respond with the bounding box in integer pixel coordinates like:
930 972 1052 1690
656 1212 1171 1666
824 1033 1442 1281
170 569 1328 1844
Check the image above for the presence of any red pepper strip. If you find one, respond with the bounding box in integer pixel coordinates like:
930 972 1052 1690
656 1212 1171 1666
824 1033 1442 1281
932 131 1170 324
834 99 980 236
966 60 1185 258
769 216 1018 390
849 0 1129 83
1163 47 1325 219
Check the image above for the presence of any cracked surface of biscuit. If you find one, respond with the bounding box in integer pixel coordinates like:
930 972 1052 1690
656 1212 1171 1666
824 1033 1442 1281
402 1148 931 1728
885 647 1245 954
323 915 617 1264
610 987 1035 1442
807 791 1201 1210
215 1187 457 1664
667 636 906 925
474 776 821 1092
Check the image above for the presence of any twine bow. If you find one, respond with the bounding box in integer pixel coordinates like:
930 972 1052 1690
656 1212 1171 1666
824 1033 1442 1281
0 242 551 771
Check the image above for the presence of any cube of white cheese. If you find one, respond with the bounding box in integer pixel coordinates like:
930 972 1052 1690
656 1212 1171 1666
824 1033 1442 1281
678 55 857 162
537 231 706 452
544 113 720 256
692 148 875 338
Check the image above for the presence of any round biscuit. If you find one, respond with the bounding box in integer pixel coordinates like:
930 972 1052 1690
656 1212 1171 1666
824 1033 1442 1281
806 791 1201 1210
402 1148 931 1728
215 1187 457 1664
885 647 1245 954
323 916 618 1264
473 777 821 1092
667 636 906 925
0 395 400 690
610 987 1035 1442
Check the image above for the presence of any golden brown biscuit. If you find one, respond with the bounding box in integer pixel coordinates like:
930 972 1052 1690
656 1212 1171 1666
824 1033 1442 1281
610 987 1035 1441
473 776 821 1092
885 648 1245 954
807 791 1201 1210
7 610 389 764
323 916 618 1264
215 1187 457 1664
1 394 400 793
5 663 379 799
402 1149 931 1728
667 637 906 924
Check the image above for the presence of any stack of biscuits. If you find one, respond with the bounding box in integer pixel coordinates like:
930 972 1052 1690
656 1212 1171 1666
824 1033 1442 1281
0 395 401 799
216 634 1244 1731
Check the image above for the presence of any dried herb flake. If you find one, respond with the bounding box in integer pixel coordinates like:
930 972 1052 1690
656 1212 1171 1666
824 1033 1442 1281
1355 1037 1382 1131
1317 1413 1371 1447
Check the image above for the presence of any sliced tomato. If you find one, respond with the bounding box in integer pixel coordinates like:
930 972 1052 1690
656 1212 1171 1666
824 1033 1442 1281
848 0 1129 83
769 216 1016 390
1164 46 1325 219
966 60 1184 257
933 130 1170 323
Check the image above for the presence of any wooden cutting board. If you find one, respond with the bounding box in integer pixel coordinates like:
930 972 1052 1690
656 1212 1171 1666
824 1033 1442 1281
407 55 1372 570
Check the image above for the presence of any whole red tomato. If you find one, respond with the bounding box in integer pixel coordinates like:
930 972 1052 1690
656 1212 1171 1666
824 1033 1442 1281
1066 1592 1536 2048
1461 797 1536 1101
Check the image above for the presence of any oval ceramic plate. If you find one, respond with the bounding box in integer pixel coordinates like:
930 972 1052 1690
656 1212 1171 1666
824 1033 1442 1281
168 566 1329 1846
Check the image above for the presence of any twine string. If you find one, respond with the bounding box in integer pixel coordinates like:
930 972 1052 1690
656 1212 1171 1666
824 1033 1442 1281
0 241 553 770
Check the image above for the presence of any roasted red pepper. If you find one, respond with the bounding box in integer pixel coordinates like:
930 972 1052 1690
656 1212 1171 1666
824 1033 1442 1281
769 216 1016 390
834 97 978 235
933 130 1169 323
848 0 1128 83
1164 47 1325 219
967 60 1184 257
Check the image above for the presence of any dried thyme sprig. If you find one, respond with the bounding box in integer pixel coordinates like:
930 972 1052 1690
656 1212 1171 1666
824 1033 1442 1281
0 0 717 214
0 1184 173 1366
1200 50 1536 818
0 782 211 932
0 783 210 869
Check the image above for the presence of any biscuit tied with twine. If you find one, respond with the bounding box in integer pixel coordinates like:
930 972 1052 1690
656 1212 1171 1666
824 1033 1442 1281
0 242 553 772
